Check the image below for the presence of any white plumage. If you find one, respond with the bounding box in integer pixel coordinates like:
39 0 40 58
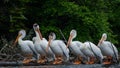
81 41 103 64
47 32 69 64
14 29 38 63
67 29 87 64
33 23 55 63
98 33 118 63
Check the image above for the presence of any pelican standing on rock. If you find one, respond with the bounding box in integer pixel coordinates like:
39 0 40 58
67 29 87 64
81 41 103 64
33 23 55 63
46 32 69 64
14 29 38 64
97 33 118 64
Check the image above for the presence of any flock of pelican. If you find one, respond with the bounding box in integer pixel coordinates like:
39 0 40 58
13 23 119 64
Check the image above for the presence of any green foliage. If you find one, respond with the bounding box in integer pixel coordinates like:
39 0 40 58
0 0 120 47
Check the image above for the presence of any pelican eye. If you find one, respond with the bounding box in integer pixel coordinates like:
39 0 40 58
33 23 38 27
35 25 38 27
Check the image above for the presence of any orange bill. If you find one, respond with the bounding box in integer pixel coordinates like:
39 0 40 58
36 28 43 40
46 37 52 52
98 37 104 46
13 34 22 46
66 35 72 48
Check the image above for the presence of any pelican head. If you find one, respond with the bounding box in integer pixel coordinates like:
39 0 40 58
33 23 43 40
48 32 56 45
70 29 77 39
102 33 107 41
67 29 77 48
33 23 39 30
49 32 56 40
14 29 26 45
98 33 107 45
46 32 56 52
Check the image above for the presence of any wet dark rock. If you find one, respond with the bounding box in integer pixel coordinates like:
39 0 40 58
0 61 120 68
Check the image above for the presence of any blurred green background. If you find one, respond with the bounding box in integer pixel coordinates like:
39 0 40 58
0 0 120 51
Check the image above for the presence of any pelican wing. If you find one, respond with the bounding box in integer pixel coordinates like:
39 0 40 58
84 42 103 59
27 40 39 60
106 41 118 60
58 40 69 60
75 41 84 48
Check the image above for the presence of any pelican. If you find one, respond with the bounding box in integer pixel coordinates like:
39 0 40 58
67 29 87 64
14 29 38 64
33 23 55 63
46 32 69 64
97 33 118 64
81 41 103 64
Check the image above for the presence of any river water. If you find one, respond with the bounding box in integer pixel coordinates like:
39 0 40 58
0 64 120 68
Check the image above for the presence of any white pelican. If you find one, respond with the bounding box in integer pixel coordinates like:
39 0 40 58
14 29 38 64
81 41 103 64
67 29 87 64
33 23 55 63
97 33 118 64
46 32 69 64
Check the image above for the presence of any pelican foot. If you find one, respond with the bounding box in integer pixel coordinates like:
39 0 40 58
89 61 95 64
53 55 63 64
58 57 62 61
103 61 111 64
73 57 81 64
37 59 46 64
103 56 112 64
37 60 42 63
86 62 89 64
53 58 63 64
53 60 62 64
30 58 37 63
86 57 95 64
86 61 94 64
22 59 32 64
57 59 63 64
73 61 81 64
53 60 57 64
